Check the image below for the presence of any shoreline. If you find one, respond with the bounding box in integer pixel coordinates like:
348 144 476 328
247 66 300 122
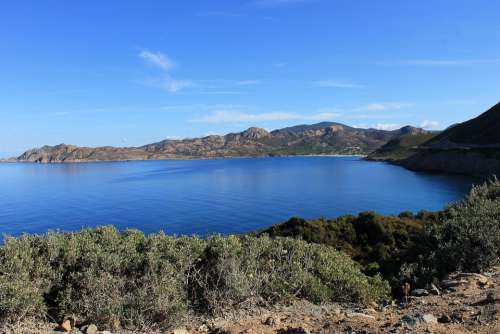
0 154 367 164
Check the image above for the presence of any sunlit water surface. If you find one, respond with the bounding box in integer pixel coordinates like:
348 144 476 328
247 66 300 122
0 157 477 236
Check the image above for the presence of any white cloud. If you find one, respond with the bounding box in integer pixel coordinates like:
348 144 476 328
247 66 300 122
139 50 192 93
377 59 500 66
234 80 261 86
192 110 341 124
372 123 401 131
420 120 440 130
314 79 365 89
165 79 193 93
354 102 414 111
139 50 175 71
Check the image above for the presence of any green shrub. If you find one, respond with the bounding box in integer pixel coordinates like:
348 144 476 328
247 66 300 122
429 178 500 273
0 228 388 328
189 235 388 315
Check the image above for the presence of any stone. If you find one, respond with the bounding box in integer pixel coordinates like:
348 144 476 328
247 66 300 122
60 320 72 332
82 324 98 334
422 314 438 324
456 273 490 285
279 327 310 334
198 324 209 332
438 314 452 323
411 289 429 297
264 316 277 326
441 279 467 288
401 315 421 328
172 328 190 334
429 283 440 295
346 312 376 320
486 290 499 303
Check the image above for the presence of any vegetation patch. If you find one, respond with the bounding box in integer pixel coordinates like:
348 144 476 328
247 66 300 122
260 178 500 293
0 230 388 329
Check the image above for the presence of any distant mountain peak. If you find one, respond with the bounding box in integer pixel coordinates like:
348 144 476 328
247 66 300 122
240 127 270 139
398 126 427 136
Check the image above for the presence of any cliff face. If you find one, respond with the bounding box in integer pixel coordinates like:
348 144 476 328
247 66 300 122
368 102 500 176
15 122 420 163
399 149 500 176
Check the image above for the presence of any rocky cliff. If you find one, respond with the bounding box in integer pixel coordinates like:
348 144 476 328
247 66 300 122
14 122 423 163
368 102 500 176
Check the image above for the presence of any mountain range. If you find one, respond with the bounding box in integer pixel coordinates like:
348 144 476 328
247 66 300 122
12 123 427 163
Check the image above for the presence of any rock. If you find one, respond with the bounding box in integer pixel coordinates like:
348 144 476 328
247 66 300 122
486 290 500 303
438 314 452 323
429 283 440 295
456 273 490 285
422 314 438 324
209 329 231 334
172 328 189 334
81 324 98 334
264 316 277 326
411 289 429 297
441 279 467 288
278 327 310 334
346 312 376 320
401 315 421 328
331 307 342 316
198 324 209 332
59 320 72 332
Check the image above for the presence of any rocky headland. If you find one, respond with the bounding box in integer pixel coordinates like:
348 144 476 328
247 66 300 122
13 123 427 163
367 102 500 176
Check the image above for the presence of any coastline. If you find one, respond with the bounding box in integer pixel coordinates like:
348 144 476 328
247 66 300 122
2 153 367 164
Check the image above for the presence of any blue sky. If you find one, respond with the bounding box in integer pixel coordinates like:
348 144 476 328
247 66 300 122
0 0 499 157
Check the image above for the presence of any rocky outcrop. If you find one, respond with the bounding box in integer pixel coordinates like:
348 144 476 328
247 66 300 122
14 123 423 163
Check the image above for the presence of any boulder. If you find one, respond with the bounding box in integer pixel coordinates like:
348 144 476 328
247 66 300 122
411 289 429 297
422 314 438 324
82 324 98 334
59 320 72 332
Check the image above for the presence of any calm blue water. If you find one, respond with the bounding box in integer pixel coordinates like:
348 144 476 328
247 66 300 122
0 157 477 237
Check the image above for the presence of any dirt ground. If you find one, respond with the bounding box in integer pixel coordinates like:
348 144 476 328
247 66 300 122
2 268 499 334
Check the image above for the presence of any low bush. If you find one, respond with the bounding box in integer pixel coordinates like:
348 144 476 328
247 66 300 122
261 178 500 291
0 229 388 328
258 212 428 285
404 177 500 285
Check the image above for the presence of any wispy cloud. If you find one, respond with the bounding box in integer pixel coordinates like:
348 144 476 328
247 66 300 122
376 59 500 66
373 123 401 131
352 123 401 130
192 109 341 124
139 50 175 71
253 0 317 7
314 79 365 89
234 80 262 86
420 120 440 130
195 11 244 17
138 50 192 93
354 102 414 111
